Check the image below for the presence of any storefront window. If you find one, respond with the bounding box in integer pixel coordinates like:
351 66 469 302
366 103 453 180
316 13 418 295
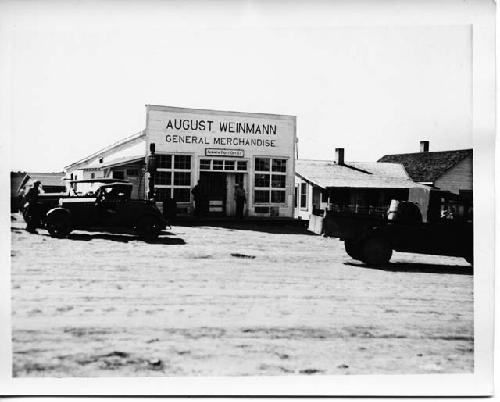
255 190 270 203
213 160 224 170
155 171 172 185
271 190 286 203
157 155 172 169
200 159 247 171
255 158 270 171
254 157 287 205
200 159 211 170
174 155 191 170
255 173 270 187
271 175 286 188
272 159 287 173
174 172 191 186
155 153 192 203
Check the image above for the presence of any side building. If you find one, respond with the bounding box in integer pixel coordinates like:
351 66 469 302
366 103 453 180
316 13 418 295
378 141 473 197
11 171 66 212
64 105 297 219
294 148 430 233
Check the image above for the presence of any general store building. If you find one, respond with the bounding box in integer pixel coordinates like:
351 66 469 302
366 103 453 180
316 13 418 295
64 105 297 218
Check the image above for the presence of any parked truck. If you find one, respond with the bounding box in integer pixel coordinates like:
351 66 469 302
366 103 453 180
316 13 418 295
323 190 473 265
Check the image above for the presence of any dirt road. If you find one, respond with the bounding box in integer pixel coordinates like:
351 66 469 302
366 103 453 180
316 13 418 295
11 215 473 376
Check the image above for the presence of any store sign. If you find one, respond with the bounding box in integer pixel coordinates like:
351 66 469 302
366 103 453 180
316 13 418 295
205 148 244 157
147 106 296 157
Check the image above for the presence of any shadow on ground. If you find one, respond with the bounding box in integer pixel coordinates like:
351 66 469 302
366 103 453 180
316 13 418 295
174 221 313 235
344 261 473 276
39 232 186 245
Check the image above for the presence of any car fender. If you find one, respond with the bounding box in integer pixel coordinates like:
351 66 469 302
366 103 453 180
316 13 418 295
46 207 72 222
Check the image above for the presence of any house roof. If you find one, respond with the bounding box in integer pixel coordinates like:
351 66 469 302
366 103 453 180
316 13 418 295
295 159 427 190
83 155 145 170
64 130 145 170
377 149 473 183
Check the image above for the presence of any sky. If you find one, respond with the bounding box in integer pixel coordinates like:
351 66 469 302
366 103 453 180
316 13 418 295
2 0 473 172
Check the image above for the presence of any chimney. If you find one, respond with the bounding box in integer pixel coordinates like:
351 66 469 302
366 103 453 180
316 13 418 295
420 141 429 152
335 148 345 165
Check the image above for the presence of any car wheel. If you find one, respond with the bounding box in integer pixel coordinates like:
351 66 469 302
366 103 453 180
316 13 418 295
46 214 72 238
135 216 162 240
345 240 361 260
360 236 392 266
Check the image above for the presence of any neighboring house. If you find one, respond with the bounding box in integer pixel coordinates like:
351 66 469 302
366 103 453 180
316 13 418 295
294 148 430 233
378 142 473 198
10 171 66 212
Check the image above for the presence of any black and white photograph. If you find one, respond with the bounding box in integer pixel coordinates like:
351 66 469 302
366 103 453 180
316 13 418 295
0 0 495 396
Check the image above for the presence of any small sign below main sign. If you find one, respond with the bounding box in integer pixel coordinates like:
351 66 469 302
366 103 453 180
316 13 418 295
205 148 245 158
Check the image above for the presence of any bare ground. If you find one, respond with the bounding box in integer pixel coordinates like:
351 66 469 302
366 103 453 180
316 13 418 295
10 214 473 377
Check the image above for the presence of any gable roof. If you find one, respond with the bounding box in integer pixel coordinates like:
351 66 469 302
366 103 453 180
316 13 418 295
64 130 145 170
377 149 472 183
295 159 427 190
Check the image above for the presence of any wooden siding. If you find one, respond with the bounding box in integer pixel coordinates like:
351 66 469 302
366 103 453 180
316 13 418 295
434 155 473 194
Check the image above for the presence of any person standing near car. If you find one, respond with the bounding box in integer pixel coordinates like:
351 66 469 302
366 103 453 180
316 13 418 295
24 180 42 233
234 183 246 219
191 180 203 218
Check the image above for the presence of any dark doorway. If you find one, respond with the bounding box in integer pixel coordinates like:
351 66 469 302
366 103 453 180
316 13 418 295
199 172 227 216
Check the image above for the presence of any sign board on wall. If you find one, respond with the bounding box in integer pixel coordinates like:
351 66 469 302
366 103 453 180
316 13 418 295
205 148 245 157
145 105 296 158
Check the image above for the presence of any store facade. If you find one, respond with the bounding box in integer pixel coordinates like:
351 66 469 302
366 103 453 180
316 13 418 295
145 105 296 218
65 105 297 219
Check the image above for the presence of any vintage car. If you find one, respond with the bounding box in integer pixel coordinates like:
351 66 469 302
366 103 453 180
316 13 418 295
42 181 167 240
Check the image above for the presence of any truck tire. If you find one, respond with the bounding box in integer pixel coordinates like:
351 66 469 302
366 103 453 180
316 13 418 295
345 240 362 260
135 216 162 241
46 213 72 238
360 236 392 266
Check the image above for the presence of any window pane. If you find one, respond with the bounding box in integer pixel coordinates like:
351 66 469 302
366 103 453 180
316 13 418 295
173 188 191 202
254 173 270 188
174 172 191 186
155 188 171 202
300 182 308 208
271 175 286 188
255 158 270 171
271 190 286 203
157 154 172 169
213 160 224 170
237 161 247 171
255 190 270 203
272 159 287 172
174 155 191 169
224 160 235 170
126 169 139 176
155 171 172 185
200 159 211 170
113 171 124 180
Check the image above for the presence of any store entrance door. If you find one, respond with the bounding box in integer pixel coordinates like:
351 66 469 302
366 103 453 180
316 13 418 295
199 172 227 216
